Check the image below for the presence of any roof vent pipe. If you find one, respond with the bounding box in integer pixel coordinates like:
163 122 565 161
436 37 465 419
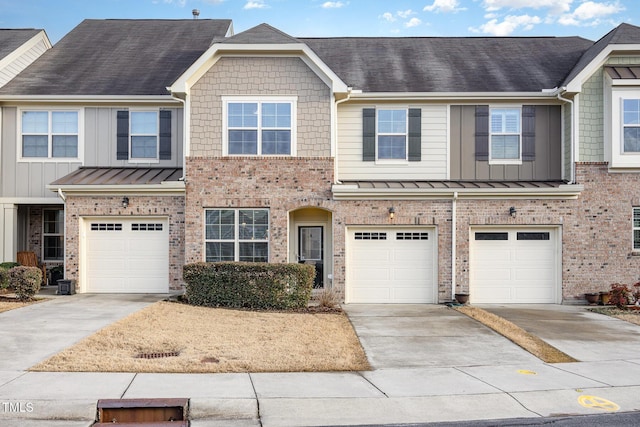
192 9 200 19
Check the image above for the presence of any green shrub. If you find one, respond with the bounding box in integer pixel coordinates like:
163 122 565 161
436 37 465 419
9 266 42 301
183 262 315 310
0 268 9 289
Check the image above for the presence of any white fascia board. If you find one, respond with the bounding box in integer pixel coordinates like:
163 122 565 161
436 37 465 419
564 44 640 93
347 92 561 101
0 95 178 104
331 184 584 200
0 197 63 205
46 182 185 195
610 79 640 86
0 30 51 71
169 43 349 95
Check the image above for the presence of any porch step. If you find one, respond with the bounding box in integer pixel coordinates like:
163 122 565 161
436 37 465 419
94 398 189 426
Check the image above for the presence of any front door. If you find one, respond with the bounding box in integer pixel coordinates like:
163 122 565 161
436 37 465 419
299 226 323 288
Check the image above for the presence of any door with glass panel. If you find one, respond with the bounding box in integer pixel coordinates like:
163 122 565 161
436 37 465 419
298 226 323 288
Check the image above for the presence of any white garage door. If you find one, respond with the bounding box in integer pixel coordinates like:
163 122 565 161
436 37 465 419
83 217 169 293
470 228 558 304
346 227 436 303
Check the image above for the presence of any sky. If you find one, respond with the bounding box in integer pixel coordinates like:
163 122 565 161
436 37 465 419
0 0 636 44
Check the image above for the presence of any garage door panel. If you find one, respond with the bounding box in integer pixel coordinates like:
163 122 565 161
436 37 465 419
347 228 436 303
471 228 557 304
84 218 169 293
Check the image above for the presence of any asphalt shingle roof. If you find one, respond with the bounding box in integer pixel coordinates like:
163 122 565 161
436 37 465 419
299 36 594 92
0 29 42 61
0 19 232 96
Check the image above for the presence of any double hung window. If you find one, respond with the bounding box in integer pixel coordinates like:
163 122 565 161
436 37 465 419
623 99 640 153
130 111 159 159
43 209 64 261
21 110 79 159
490 108 521 162
205 209 269 262
224 97 295 155
377 109 407 160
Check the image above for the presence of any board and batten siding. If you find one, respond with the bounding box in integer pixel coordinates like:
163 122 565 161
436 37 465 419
1 107 79 198
83 107 183 167
337 104 448 181
450 105 562 181
1 106 183 198
0 37 49 88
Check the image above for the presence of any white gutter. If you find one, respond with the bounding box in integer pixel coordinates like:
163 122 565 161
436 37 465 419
332 88 352 184
451 191 458 301
0 95 179 104
347 91 563 101
46 182 185 195
57 188 66 202
556 87 576 184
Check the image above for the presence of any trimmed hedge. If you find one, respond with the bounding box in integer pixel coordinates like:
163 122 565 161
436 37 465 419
9 266 42 301
0 268 9 289
183 262 315 310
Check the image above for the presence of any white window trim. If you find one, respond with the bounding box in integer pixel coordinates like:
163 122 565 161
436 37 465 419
222 96 297 156
128 108 160 163
606 84 640 169
203 208 270 262
489 106 522 166
375 108 408 164
17 107 84 162
42 208 64 262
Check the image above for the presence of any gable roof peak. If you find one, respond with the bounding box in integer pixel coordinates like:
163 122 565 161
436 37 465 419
221 22 300 45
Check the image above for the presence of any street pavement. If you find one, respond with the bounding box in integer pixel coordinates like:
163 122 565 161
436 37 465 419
1 291 639 426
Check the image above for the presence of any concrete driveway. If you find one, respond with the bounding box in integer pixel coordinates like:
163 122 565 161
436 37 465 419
0 293 164 371
343 304 539 369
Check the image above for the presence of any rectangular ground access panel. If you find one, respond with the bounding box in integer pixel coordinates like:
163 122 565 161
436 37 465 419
94 398 189 426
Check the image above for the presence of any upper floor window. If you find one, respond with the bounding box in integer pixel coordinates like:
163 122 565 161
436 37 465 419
223 97 296 156
623 99 640 153
116 109 171 162
130 111 158 159
21 110 79 159
490 108 521 162
377 109 407 160
362 107 421 163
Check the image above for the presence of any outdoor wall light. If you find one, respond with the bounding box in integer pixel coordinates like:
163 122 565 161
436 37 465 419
389 206 396 219
509 206 517 217
122 197 129 209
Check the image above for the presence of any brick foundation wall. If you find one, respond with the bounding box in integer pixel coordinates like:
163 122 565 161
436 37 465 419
63 195 185 291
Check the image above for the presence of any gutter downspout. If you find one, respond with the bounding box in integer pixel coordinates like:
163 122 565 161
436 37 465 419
333 88 352 184
557 88 576 184
451 191 458 301
170 93 187 181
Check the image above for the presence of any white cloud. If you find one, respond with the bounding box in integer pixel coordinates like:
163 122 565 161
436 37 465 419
397 9 415 19
558 1 624 26
244 0 267 9
405 17 422 28
423 0 466 13
163 0 187 5
482 0 573 14
321 1 345 8
381 12 396 22
470 14 542 36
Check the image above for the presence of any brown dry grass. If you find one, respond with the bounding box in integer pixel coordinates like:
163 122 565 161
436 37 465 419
455 306 578 364
0 296 42 313
589 307 640 326
31 301 371 373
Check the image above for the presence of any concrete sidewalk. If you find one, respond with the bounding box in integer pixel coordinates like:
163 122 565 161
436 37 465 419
1 299 639 426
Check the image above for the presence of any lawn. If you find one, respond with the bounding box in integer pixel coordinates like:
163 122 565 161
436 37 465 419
0 296 42 313
588 306 640 326
31 301 371 373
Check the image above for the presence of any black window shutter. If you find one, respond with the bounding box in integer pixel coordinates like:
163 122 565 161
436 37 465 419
159 110 172 160
362 108 376 162
116 110 129 160
475 105 489 161
408 108 421 161
522 105 536 161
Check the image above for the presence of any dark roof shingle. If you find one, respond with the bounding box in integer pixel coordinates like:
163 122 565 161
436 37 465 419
0 29 42 60
0 19 231 96
300 36 593 92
